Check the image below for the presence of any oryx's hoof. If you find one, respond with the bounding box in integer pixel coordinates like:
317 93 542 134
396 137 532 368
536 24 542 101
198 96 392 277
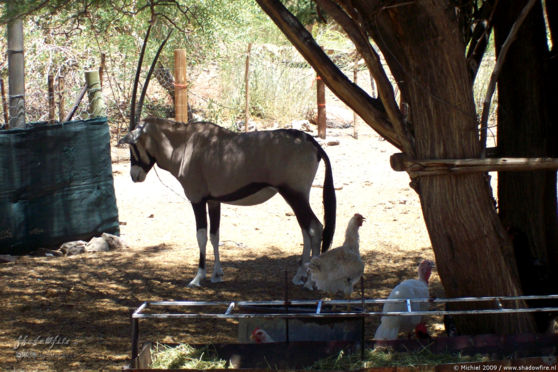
292 275 306 286
211 273 223 283
187 280 201 288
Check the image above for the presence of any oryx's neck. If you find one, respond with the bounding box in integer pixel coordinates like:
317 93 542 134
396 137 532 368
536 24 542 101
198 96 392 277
145 123 188 175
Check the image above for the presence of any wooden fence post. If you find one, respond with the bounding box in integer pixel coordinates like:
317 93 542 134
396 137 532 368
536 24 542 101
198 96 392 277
244 43 252 132
48 74 55 123
316 74 326 139
58 76 65 122
85 70 106 118
174 49 188 123
7 16 25 128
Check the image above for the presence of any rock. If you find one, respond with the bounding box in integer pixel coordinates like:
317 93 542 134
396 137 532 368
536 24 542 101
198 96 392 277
102 233 128 250
60 241 86 256
85 236 110 252
290 119 311 132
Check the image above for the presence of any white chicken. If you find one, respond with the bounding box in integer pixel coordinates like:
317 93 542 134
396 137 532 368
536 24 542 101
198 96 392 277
374 259 434 340
306 213 365 297
250 327 275 343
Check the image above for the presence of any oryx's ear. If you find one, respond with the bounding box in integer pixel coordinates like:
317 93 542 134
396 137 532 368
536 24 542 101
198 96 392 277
118 126 144 145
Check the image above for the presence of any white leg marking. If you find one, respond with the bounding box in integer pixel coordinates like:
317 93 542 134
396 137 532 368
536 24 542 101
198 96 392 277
303 220 323 290
293 229 312 286
210 232 223 283
188 228 208 287
188 268 206 287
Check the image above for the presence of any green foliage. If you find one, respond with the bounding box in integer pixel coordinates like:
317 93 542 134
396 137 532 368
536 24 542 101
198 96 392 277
0 0 319 126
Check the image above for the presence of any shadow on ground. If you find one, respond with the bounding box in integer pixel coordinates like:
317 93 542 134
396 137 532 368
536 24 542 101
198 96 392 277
0 242 439 371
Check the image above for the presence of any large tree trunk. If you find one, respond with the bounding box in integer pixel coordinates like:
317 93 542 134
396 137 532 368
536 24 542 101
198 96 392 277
364 1 535 335
257 0 536 335
494 0 558 332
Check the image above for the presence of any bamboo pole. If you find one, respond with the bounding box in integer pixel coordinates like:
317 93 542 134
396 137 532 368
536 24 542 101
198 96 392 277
48 74 55 123
7 16 25 128
390 152 558 177
58 76 65 122
0 78 8 127
85 70 106 118
174 49 188 123
244 43 252 132
316 74 326 139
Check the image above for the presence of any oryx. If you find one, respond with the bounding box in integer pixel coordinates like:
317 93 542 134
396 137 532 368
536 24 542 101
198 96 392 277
119 24 335 288
119 117 336 288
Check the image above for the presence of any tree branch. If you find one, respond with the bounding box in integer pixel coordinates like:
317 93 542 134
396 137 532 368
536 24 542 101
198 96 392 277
315 0 414 157
479 0 537 157
466 0 498 81
255 0 401 150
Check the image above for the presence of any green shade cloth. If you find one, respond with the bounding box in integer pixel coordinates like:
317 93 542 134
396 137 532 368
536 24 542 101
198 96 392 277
0 117 119 253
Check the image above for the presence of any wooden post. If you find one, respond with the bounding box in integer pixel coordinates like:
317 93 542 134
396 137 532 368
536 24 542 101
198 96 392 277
174 49 188 123
316 74 326 139
352 61 358 139
64 84 87 122
99 53 106 88
48 74 55 123
7 15 25 128
85 70 106 118
58 76 65 122
244 43 252 132
0 78 8 127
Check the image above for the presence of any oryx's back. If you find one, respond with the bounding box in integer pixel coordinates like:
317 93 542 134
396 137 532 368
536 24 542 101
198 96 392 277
181 124 322 201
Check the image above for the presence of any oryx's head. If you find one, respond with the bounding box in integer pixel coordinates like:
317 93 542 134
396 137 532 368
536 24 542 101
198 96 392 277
118 122 156 183
121 23 172 182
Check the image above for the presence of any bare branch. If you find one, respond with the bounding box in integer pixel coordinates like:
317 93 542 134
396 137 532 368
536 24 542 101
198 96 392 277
256 0 401 150
466 0 499 81
316 0 414 157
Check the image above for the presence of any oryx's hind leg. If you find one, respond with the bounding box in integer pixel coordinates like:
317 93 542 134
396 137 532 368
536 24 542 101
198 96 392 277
278 188 323 287
208 201 223 283
188 201 208 287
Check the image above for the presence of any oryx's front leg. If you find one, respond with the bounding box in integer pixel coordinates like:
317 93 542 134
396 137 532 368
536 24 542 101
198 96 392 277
208 201 223 283
188 201 208 287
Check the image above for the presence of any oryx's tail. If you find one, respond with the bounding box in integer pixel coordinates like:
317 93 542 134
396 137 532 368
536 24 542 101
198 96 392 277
317 146 336 253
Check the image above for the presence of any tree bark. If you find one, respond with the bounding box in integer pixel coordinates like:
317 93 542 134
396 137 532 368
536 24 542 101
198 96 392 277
365 1 535 334
494 0 558 331
257 0 536 334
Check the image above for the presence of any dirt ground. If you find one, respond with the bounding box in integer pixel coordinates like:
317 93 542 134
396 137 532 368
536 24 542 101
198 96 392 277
0 121 444 371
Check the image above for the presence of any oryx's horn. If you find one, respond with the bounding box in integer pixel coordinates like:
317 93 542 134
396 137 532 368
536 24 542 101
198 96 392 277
130 23 153 132
136 29 173 125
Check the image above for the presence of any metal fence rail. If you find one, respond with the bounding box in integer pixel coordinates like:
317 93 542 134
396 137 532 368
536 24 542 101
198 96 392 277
130 294 558 361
